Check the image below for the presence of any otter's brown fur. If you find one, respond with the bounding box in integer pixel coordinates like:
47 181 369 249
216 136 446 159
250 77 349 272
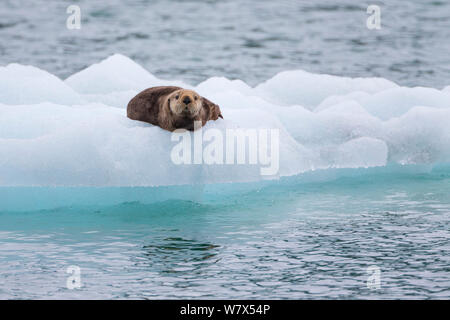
127 86 223 131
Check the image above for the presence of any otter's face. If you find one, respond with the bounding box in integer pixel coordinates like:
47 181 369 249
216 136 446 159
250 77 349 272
168 89 202 118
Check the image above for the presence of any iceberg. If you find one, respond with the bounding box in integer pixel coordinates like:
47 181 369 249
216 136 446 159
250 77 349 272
1 53 449 191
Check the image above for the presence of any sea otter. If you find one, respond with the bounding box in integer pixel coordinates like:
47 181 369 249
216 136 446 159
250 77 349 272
127 86 223 131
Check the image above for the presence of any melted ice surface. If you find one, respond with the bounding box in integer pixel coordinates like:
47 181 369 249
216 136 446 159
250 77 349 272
1 54 449 186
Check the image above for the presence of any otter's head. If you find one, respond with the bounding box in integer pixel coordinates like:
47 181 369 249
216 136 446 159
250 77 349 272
167 89 202 118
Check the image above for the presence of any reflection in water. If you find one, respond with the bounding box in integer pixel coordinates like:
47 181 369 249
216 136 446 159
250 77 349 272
142 237 220 274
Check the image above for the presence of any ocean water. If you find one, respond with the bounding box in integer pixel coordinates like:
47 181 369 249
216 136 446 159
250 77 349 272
0 0 449 88
1 166 450 299
1 0 450 299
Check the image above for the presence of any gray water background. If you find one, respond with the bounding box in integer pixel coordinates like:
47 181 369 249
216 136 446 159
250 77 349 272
0 0 449 87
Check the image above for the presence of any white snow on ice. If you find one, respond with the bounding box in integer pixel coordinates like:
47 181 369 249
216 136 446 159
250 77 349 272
1 54 450 186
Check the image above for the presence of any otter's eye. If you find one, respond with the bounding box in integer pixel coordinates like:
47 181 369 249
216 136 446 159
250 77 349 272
175 95 179 100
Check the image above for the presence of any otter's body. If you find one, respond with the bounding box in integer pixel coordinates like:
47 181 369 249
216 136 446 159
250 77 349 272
127 86 223 131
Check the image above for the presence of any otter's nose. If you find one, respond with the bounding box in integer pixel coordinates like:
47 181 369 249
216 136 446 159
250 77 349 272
183 96 191 105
